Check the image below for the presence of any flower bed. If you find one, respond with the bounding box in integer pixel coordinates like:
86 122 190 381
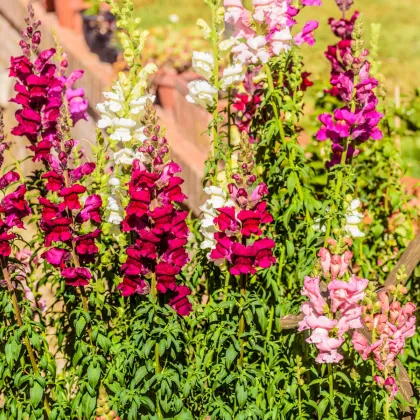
0 0 419 419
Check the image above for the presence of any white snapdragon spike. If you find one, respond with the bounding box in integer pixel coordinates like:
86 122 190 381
196 18 212 40
192 51 215 80
344 199 365 238
106 195 124 225
130 94 155 116
221 63 246 90
110 118 137 142
186 80 218 110
199 186 235 254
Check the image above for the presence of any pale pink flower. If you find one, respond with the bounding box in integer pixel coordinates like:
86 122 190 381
352 331 371 360
318 247 331 277
301 276 326 314
328 275 368 313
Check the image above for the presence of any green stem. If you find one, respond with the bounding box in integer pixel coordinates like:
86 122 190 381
323 138 350 247
238 274 247 368
1 259 51 415
328 364 335 410
298 387 302 418
266 306 274 342
223 271 230 301
264 64 310 223
384 393 390 420
210 3 219 176
277 245 286 288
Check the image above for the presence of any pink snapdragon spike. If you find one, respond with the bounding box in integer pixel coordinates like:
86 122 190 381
10 8 101 289
117 102 192 317
352 284 416 401
316 11 383 167
207 135 276 276
299 240 368 363
224 0 319 66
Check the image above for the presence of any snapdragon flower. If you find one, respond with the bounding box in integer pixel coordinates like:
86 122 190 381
299 240 368 363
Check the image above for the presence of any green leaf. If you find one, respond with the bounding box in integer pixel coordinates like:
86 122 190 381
87 362 101 389
317 397 329 419
131 366 148 390
225 345 238 369
236 385 247 408
30 381 43 408
81 393 96 418
75 316 87 338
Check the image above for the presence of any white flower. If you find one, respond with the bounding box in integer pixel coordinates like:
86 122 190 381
130 94 155 116
110 118 136 142
106 196 124 225
192 51 214 80
169 13 180 23
109 177 120 187
113 148 135 165
97 102 113 129
199 186 235 253
219 37 238 52
344 199 365 238
186 80 218 110
196 18 211 40
133 127 147 143
247 36 270 64
221 63 245 90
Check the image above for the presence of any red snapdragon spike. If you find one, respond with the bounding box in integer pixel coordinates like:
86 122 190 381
0 185 31 229
58 184 87 211
214 207 240 233
118 277 149 297
44 217 73 246
41 170 65 192
168 285 193 317
0 171 20 190
0 231 16 257
210 232 235 262
230 243 258 276
155 262 180 293
76 194 102 224
70 162 96 182
42 247 71 269
120 153 192 315
62 267 92 287
74 229 101 264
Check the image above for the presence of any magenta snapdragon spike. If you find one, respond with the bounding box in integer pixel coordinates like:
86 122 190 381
316 13 383 167
352 285 416 398
39 109 102 287
9 8 88 163
9 8 100 289
117 101 192 317
208 134 276 275
299 239 368 363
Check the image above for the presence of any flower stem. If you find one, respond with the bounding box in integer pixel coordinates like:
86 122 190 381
1 258 51 415
323 137 349 247
277 245 286 288
238 274 247 368
210 3 220 176
223 271 230 301
264 64 310 223
384 393 390 420
328 364 335 410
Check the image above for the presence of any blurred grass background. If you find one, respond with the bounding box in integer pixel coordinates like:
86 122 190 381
133 0 420 177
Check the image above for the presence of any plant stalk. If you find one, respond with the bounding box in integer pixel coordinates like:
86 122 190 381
264 64 310 223
1 258 51 415
238 274 247 368
323 137 350 247
328 364 335 410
